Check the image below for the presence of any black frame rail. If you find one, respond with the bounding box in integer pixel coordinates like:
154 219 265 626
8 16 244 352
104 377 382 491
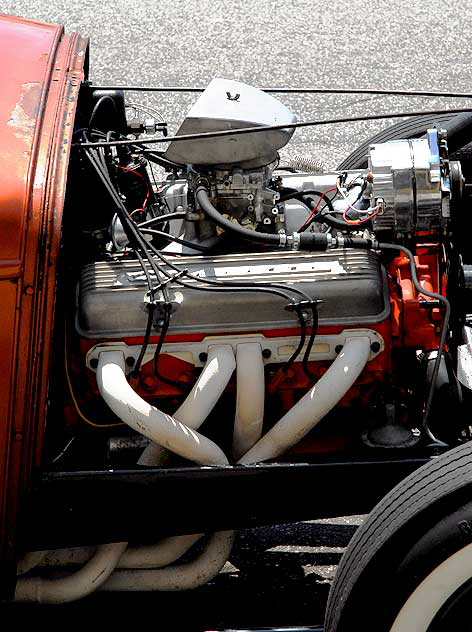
21 457 430 550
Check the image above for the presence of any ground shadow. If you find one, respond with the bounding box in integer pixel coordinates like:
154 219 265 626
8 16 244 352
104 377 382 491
1 519 361 630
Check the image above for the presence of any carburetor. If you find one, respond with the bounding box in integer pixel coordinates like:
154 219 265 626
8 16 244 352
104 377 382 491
209 165 284 231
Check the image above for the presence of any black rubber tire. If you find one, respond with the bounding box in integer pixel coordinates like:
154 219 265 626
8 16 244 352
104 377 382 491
325 441 472 632
337 113 460 170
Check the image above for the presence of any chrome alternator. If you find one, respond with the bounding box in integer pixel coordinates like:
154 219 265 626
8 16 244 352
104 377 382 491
369 129 451 238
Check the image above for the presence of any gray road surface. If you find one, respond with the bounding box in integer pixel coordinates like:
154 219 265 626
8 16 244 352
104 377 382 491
2 0 471 628
4 0 472 169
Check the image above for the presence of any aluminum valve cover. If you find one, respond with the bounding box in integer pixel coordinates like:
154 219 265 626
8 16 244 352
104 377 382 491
164 78 296 167
77 250 389 339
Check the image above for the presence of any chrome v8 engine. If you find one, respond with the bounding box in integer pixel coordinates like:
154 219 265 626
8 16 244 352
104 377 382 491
87 78 451 348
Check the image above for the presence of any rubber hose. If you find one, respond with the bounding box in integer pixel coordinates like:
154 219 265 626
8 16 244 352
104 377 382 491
195 187 280 245
442 112 472 154
196 186 375 251
343 237 378 249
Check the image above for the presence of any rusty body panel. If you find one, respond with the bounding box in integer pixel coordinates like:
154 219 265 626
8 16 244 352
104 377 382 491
0 14 88 562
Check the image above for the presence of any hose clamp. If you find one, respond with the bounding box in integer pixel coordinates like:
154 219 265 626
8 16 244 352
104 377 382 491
278 232 287 247
285 232 300 250
194 177 211 191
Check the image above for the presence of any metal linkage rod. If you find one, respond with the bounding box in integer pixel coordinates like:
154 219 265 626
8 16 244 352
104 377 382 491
85 83 472 99
76 107 472 148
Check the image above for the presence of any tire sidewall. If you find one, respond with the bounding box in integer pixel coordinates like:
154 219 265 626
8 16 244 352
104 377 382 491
337 113 464 170
332 496 472 631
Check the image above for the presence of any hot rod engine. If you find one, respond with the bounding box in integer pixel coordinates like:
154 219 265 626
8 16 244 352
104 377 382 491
6 33 472 602
69 79 453 467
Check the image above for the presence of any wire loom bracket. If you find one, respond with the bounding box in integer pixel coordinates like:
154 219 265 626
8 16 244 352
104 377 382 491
143 269 189 325
285 299 323 320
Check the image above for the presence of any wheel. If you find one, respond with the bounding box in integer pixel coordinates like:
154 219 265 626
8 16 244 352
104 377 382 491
325 441 472 631
337 113 467 170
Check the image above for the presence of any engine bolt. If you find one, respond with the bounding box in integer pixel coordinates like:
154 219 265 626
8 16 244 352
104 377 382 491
370 341 381 353
199 352 208 363
285 368 296 383
126 356 135 367
142 375 155 390
90 358 98 369
335 345 343 354
262 349 272 359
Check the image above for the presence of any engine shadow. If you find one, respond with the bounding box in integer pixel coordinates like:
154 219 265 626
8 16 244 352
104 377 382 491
1 520 361 631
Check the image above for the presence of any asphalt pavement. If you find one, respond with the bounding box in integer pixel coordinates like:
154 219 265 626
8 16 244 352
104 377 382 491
4 0 472 169
2 0 472 627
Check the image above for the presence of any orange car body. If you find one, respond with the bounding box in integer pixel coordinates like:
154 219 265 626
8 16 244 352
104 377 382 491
0 14 87 563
